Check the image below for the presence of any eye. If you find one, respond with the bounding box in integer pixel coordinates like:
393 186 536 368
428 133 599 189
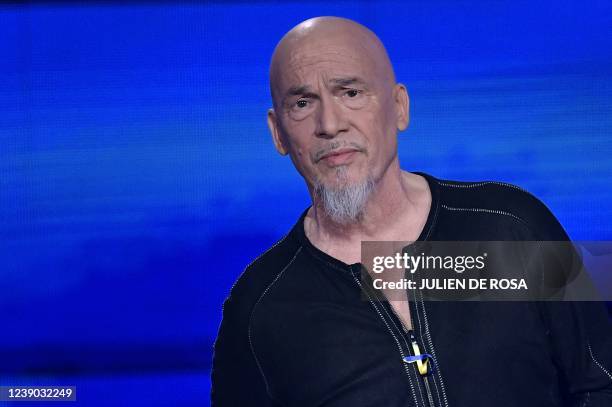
341 88 368 109
288 97 315 121
346 89 360 98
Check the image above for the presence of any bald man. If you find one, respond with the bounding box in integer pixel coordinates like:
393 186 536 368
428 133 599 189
211 17 612 407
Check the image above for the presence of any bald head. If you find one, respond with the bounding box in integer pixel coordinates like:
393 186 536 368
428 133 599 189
269 17 396 108
265 16 409 215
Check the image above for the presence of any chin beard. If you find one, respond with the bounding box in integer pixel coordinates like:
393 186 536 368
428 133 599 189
313 166 375 225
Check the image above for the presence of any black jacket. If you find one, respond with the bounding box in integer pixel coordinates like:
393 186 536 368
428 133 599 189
211 172 612 406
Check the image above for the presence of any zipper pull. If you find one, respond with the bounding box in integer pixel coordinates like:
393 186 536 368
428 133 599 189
403 330 434 376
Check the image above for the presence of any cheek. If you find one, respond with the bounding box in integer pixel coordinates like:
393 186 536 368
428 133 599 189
359 108 398 162
281 126 317 176
357 108 388 144
284 120 316 156
374 102 398 141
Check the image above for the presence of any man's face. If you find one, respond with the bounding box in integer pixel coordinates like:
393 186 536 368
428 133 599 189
268 34 407 194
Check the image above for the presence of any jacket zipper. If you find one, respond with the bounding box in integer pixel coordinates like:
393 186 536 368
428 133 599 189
408 329 435 407
353 264 438 407
386 301 436 407
350 273 422 407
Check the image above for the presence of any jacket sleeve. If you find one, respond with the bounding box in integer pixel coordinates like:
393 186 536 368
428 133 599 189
210 293 278 406
527 198 612 406
538 299 612 406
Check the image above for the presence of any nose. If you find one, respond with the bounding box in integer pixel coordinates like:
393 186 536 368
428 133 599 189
315 95 348 138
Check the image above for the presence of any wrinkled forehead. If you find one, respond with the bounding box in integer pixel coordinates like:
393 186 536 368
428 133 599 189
285 42 377 84
271 33 393 103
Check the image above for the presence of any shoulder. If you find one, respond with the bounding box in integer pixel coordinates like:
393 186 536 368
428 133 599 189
222 226 304 322
429 175 570 241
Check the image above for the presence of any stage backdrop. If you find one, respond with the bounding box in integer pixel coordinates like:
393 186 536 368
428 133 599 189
1 1 611 406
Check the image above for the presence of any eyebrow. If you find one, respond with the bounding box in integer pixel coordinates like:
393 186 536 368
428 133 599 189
330 77 367 87
284 77 368 98
286 85 314 97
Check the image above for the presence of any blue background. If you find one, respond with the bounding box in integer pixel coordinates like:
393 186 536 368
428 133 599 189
1 1 611 405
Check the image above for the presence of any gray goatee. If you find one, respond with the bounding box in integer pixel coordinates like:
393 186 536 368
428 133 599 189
314 166 375 225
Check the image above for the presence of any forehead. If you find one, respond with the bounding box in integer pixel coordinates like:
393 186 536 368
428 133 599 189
279 40 380 89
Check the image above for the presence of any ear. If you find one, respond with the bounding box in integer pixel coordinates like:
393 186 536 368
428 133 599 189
267 108 289 156
393 83 409 131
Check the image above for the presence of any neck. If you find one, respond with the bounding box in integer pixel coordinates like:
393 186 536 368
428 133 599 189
305 160 424 243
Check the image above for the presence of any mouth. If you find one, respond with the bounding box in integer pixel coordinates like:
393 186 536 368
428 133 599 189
318 148 361 166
